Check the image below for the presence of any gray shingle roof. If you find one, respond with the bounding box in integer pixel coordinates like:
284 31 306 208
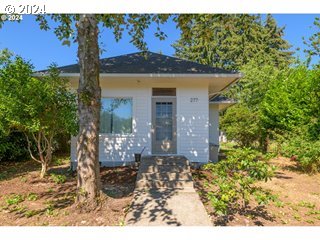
39 51 237 75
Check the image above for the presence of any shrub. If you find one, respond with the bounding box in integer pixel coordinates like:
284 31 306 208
0 131 31 162
281 135 320 174
220 105 261 147
204 148 276 216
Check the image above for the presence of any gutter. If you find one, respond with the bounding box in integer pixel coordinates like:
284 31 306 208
32 72 243 78
208 75 243 100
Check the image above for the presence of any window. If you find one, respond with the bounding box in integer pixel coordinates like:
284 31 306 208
100 98 133 134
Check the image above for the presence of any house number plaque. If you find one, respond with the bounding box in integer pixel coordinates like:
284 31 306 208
190 97 199 103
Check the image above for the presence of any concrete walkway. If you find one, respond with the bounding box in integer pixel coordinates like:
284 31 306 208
125 156 212 226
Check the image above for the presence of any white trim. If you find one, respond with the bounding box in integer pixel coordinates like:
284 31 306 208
33 72 243 78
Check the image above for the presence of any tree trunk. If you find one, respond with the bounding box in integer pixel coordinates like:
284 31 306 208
40 162 48 178
262 133 269 153
76 14 101 208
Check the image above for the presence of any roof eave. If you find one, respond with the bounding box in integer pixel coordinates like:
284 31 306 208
33 72 243 78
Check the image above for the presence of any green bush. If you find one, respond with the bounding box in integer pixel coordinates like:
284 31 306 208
0 131 31 162
204 148 276 216
220 105 261 147
280 135 320 174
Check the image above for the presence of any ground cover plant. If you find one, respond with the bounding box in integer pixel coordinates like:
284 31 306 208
202 148 276 221
193 144 320 226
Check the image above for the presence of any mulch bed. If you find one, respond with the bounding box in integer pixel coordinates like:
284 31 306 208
0 158 137 226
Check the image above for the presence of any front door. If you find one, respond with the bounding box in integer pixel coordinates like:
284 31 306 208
152 98 177 154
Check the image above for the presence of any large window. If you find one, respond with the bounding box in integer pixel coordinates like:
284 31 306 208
100 98 133 134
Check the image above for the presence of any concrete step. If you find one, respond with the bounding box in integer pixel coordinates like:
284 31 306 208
139 164 191 173
135 179 194 189
141 156 190 166
137 172 193 181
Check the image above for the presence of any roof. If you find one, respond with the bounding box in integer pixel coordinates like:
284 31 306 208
209 95 236 103
38 51 239 75
210 95 237 111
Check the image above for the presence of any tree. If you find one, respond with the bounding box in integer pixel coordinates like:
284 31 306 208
173 14 292 71
261 65 320 140
220 104 260 147
172 14 293 151
303 17 320 66
0 52 77 178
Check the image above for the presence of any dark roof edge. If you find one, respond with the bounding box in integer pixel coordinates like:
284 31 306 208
33 72 244 78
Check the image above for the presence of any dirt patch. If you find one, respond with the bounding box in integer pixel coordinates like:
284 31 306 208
0 157 137 226
192 157 320 226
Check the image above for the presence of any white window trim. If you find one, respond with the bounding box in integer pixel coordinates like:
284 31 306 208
100 97 133 135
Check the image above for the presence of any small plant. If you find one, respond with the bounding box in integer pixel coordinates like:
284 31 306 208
20 176 28 183
53 156 69 166
24 209 39 218
306 210 320 215
275 200 285 208
293 213 301 221
27 193 38 201
118 219 125 226
45 204 57 216
11 204 27 213
5 194 24 206
50 173 67 184
306 219 315 224
203 148 276 216
298 201 315 209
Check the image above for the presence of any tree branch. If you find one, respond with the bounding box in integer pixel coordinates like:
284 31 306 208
24 132 41 163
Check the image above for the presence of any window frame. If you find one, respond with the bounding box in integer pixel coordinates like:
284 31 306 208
99 97 133 136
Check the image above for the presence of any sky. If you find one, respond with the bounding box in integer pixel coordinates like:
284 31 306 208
0 14 319 70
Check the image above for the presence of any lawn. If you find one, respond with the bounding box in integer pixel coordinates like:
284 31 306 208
0 156 137 226
192 156 320 226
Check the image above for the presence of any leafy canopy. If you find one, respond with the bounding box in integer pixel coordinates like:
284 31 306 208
0 50 78 145
173 14 293 71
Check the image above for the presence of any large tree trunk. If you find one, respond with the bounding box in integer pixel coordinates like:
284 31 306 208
76 14 101 207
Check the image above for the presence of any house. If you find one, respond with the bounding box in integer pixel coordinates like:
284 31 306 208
51 51 242 168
